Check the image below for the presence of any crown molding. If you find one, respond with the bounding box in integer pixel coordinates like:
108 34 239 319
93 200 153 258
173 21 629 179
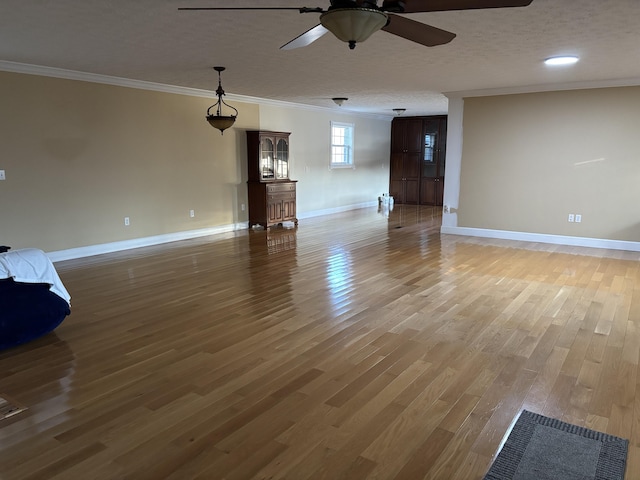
0 60 391 120
445 77 640 99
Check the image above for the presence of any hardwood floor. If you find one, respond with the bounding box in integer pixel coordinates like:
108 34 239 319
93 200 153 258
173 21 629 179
1 205 640 479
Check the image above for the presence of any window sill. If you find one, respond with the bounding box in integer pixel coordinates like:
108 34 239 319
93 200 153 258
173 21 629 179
330 164 355 170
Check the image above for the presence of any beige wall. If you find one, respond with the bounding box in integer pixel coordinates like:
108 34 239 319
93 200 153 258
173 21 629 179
0 71 391 254
458 87 640 242
259 104 391 212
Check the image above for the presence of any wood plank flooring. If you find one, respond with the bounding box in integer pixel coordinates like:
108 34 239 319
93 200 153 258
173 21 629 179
1 205 640 479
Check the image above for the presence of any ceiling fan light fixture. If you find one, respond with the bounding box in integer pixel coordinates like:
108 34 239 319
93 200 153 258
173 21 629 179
393 108 406 115
544 55 579 66
320 8 388 49
206 66 238 134
332 97 348 106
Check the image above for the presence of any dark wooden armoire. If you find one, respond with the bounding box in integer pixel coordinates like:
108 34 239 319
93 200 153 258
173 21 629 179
389 115 447 206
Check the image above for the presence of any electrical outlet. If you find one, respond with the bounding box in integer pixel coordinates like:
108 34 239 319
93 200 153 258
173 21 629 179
124 217 130 226
0 170 5 180
189 209 195 218
568 214 574 222
575 214 582 223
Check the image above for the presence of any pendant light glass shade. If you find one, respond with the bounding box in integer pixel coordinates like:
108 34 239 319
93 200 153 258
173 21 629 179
206 115 236 132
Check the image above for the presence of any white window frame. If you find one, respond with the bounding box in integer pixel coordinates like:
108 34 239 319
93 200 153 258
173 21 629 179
330 121 355 169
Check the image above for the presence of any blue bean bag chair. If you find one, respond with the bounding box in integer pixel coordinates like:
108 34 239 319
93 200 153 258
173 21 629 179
0 248 71 350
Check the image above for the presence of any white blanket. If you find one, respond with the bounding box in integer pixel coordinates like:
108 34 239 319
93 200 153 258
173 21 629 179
0 248 71 306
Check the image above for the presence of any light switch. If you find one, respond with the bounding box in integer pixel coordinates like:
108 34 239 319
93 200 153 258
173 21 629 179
0 170 5 180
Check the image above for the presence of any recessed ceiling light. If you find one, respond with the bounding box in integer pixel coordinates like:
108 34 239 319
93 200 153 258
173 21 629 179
544 56 579 66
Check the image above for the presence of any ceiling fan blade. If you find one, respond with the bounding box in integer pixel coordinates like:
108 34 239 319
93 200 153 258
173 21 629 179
178 7 324 12
383 0 533 13
382 14 456 47
281 24 329 50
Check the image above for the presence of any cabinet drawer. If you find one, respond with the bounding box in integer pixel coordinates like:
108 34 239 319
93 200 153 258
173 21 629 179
268 192 295 201
267 183 295 193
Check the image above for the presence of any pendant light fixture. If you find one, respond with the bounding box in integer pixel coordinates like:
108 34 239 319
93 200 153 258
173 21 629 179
206 66 238 134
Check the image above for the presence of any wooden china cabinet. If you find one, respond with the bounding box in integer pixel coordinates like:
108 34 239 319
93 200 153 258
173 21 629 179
246 130 298 229
389 115 447 206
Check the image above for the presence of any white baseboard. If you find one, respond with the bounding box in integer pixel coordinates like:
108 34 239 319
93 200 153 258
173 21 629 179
47 202 378 262
297 201 377 220
47 223 247 262
50 212 639 263
440 226 640 252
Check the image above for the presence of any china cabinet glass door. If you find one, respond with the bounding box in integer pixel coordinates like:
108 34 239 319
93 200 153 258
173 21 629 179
422 131 438 178
261 137 275 180
275 138 289 179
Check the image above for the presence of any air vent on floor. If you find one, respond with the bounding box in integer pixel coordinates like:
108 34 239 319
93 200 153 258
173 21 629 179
0 394 27 420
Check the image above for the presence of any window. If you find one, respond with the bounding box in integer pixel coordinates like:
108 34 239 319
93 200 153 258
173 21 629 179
330 121 354 168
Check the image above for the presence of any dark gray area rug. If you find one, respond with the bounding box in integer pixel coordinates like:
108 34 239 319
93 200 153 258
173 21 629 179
484 410 628 480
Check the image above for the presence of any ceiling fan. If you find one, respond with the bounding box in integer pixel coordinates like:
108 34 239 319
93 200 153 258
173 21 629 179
179 0 533 50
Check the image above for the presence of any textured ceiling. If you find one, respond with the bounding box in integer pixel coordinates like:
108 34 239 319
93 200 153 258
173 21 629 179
1 0 640 116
